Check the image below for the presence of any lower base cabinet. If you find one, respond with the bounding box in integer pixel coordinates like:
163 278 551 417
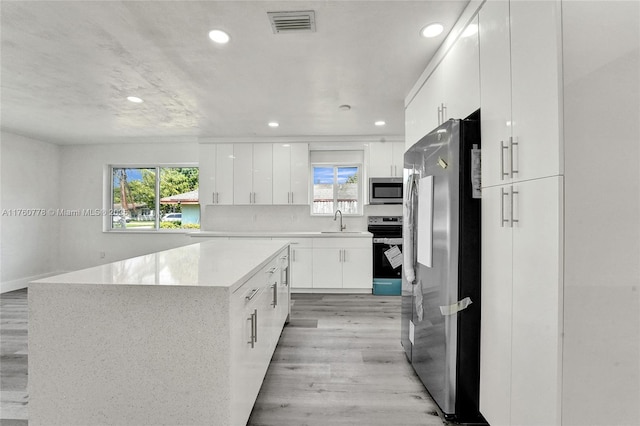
230 247 290 425
480 177 563 426
273 237 373 292
311 238 372 291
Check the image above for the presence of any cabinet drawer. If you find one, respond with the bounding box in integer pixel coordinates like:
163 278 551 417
313 237 371 249
272 237 313 248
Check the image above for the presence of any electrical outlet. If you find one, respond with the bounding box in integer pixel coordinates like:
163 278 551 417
99 252 106 259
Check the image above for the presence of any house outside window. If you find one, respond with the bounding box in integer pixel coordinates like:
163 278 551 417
110 166 200 230
311 164 361 215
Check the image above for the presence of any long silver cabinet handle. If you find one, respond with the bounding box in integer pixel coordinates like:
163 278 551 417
501 188 510 228
245 288 260 301
272 283 277 307
247 309 257 348
511 188 519 225
501 141 509 180
254 309 258 343
510 137 519 176
292 249 296 262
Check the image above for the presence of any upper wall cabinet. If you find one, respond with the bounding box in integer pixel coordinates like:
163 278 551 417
368 142 404 177
199 143 234 205
405 17 480 150
405 63 445 149
441 15 480 123
273 143 309 205
233 144 273 205
479 0 563 188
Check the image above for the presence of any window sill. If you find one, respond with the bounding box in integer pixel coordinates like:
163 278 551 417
104 229 198 235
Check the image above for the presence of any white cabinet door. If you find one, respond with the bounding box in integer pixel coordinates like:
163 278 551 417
510 177 563 426
291 247 313 289
290 143 309 204
442 15 480 122
510 0 563 182
405 63 445 150
233 144 272 205
480 0 562 188
215 144 234 205
479 0 512 188
342 248 372 289
272 143 309 205
233 144 253 205
230 284 265 425
369 142 405 177
199 144 216 206
479 184 513 426
252 144 273 205
272 143 291 205
391 143 404 176
199 144 234 205
369 142 394 177
312 248 343 289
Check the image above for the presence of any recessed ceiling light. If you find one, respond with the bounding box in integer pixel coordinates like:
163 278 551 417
462 23 478 38
127 96 143 103
268 122 279 128
421 23 444 38
374 121 386 126
208 29 230 44
339 104 351 111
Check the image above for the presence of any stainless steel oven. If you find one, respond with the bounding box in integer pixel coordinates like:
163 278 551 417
368 216 402 294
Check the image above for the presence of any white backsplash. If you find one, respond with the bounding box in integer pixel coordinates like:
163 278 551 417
201 204 402 232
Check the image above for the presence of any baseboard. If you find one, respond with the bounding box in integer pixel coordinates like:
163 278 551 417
1 271 66 294
291 288 372 294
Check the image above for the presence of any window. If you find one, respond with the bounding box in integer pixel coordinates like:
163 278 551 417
311 165 361 215
110 166 200 230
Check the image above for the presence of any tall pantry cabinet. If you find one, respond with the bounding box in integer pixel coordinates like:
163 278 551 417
478 1 640 425
479 1 564 425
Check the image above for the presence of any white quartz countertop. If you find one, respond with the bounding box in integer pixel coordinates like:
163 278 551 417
32 239 289 289
189 230 372 238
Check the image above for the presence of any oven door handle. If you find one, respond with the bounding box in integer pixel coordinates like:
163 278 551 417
373 238 403 245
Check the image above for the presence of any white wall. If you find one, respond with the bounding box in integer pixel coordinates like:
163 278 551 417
57 142 198 272
562 2 640 424
1 132 61 292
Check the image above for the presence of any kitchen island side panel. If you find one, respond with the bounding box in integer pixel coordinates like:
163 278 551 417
28 284 231 426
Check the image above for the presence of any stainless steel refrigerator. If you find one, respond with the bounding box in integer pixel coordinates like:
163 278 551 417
401 113 485 424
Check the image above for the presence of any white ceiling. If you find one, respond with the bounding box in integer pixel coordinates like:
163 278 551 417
0 1 469 145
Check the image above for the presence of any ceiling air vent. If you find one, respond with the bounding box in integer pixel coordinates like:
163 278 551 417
268 10 316 34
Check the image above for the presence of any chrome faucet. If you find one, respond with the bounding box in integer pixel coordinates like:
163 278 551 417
333 209 346 231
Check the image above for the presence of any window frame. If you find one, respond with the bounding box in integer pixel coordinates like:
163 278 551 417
309 162 363 216
106 164 199 232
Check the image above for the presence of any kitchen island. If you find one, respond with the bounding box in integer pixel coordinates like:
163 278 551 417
28 239 290 426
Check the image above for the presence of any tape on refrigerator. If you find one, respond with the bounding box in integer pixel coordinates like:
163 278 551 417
414 280 424 322
439 297 473 316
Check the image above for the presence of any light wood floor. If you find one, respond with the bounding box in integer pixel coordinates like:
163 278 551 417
1 289 443 425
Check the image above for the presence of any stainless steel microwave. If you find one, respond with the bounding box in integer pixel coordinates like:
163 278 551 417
369 177 403 204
